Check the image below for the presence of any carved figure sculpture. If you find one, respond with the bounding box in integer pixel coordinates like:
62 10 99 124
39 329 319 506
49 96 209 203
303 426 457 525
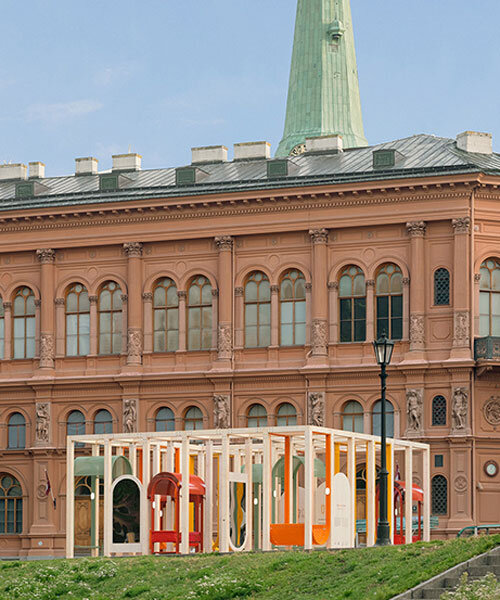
406 389 423 431
308 392 325 427
452 387 468 430
36 402 50 442
214 394 230 429
123 398 138 433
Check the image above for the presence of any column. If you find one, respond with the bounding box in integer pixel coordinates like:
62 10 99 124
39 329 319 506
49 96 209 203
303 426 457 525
89 295 98 355
123 242 143 366
4 301 12 359
55 298 65 357
366 280 375 342
36 249 56 370
270 284 279 347
214 236 233 368
474 273 481 337
328 281 338 344
402 277 410 341
177 291 186 352
308 229 329 364
142 292 153 354
451 217 471 359
406 222 426 359
234 287 244 348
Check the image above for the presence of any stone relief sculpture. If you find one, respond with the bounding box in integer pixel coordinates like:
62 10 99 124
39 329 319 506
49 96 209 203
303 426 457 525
453 311 470 347
36 402 50 443
410 314 425 347
214 394 230 429
218 325 232 359
406 389 423 432
452 387 468 430
40 333 55 368
311 319 328 355
127 328 143 362
483 397 500 426
308 392 325 427
123 399 138 433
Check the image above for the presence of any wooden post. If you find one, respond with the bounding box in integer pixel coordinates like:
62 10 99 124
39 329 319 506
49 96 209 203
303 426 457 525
347 437 356 547
262 435 272 551
304 428 314 550
103 441 112 557
405 446 413 544
422 447 431 542
366 440 376 547
141 441 151 555
219 435 230 552
91 444 100 558
65 438 75 558
327 433 335 549
153 445 160 476
387 442 394 544
203 440 213 553
245 438 253 551
180 437 190 554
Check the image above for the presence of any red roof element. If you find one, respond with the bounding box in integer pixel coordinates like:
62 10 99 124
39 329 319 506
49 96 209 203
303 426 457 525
147 472 205 499
395 480 424 503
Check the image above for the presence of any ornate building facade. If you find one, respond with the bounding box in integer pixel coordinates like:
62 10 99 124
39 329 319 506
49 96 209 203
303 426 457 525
0 0 499 558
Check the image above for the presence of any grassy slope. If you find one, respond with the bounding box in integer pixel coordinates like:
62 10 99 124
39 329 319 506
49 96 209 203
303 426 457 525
0 536 499 600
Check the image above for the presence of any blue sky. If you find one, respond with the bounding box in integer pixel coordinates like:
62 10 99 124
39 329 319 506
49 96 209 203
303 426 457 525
1 0 499 176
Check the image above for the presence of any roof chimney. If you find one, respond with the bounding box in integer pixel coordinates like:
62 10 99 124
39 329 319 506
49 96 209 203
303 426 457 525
29 162 45 179
456 131 492 155
112 153 142 172
192 145 228 165
0 164 28 181
233 141 271 161
75 157 98 176
306 135 343 154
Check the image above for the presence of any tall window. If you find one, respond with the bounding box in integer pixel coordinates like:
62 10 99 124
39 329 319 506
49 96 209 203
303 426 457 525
432 396 447 426
153 278 179 352
247 404 268 428
280 270 306 346
94 409 113 434
245 272 271 348
479 259 500 336
434 268 450 306
184 406 204 431
342 401 364 433
8 413 26 449
0 474 23 534
339 265 366 343
98 281 122 355
66 283 90 356
276 403 297 426
13 287 35 359
431 475 448 515
0 297 4 359
187 276 212 351
372 400 394 437
155 407 175 432
67 410 85 436
376 264 403 340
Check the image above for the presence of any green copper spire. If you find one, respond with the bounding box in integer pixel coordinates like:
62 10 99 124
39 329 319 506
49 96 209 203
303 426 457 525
276 0 368 157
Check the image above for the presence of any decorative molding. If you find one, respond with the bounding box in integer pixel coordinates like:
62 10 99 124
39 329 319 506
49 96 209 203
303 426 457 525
123 242 143 257
451 387 468 432
454 475 468 493
308 392 325 427
123 398 138 433
217 324 232 359
452 217 471 234
409 314 425 349
121 294 128 303
474 273 481 283
3 302 11 310
311 319 328 356
40 333 54 368
453 311 470 348
35 402 50 444
234 287 244 297
211 289 219 298
270 285 279 294
366 279 375 288
213 394 230 428
36 248 55 263
214 236 234 251
327 281 339 290
309 228 329 244
177 291 187 300
405 388 423 435
402 277 410 286
142 292 153 302
406 221 426 237
34 299 42 308
89 295 98 305
483 397 500 426
305 282 313 291
54 297 65 306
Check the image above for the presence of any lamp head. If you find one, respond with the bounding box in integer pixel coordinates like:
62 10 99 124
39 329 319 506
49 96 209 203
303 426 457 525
373 331 395 366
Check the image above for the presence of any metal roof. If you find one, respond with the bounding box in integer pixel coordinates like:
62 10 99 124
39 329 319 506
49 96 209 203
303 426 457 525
1 134 499 211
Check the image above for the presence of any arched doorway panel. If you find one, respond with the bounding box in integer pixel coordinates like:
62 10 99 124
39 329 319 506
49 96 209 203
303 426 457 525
108 475 145 555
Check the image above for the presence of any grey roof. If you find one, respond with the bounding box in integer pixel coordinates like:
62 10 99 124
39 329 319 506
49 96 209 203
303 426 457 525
1 134 500 212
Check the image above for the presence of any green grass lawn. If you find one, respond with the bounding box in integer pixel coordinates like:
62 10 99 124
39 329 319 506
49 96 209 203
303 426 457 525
0 536 499 600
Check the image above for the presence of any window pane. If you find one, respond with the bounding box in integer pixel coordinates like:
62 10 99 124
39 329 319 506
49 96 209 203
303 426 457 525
26 317 35 338
353 298 366 320
100 333 111 355
66 314 77 336
100 290 111 310
340 298 352 321
79 331 90 356
339 275 352 298
479 292 490 315
245 281 258 302
354 318 366 342
259 303 270 325
280 279 293 300
189 329 200 351
492 293 500 316
295 301 306 323
260 280 270 302
100 313 111 333
167 330 178 352
281 324 293 346
167 308 178 330
166 285 178 307
112 333 122 354
353 275 365 296
67 334 78 357
245 327 257 348
340 321 352 343
79 292 90 312
377 274 389 294
66 293 78 312
154 331 166 352
479 315 490 336
281 302 293 325
259 325 271 347
201 284 212 305
201 329 212 350
295 278 306 300
190 307 201 328
154 310 166 332
112 290 122 310
202 306 212 329
492 317 500 336
154 286 166 307
245 304 257 326
493 268 500 291
113 312 122 335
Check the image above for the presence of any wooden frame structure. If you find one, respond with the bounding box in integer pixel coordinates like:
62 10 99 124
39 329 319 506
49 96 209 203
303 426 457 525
65 426 430 558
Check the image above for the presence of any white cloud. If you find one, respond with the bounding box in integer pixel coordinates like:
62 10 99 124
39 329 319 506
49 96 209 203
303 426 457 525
26 100 103 123
93 63 137 87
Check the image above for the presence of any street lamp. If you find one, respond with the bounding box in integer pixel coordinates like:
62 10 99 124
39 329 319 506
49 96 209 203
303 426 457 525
373 332 394 546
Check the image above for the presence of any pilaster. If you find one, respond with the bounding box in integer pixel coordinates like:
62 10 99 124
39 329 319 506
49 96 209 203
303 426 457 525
36 249 55 371
405 222 426 361
123 242 143 369
450 217 471 360
307 229 328 366
213 236 233 369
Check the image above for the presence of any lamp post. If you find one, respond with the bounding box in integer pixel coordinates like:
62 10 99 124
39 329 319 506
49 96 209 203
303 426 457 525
373 332 395 546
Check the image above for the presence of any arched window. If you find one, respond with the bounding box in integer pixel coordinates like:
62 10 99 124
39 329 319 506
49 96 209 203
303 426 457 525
245 272 271 348
276 403 297 426
0 474 23 533
8 413 26 449
67 410 85 437
94 409 113 434
66 283 90 356
279 270 306 346
342 401 364 433
0 297 5 359
155 407 175 432
434 269 450 306
13 287 35 359
431 475 448 515
372 400 394 437
432 396 447 426
339 265 366 343
247 404 268 428
187 276 212 351
184 406 204 431
153 278 179 353
98 281 122 355
376 264 403 340
479 259 500 336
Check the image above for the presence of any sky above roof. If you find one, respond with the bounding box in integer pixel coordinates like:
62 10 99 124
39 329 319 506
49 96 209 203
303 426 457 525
1 0 499 177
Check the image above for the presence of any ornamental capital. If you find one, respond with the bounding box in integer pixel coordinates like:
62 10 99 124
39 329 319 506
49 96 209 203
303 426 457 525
177 291 187 300
452 217 471 234
402 277 410 286
123 242 143 257
305 282 313 291
142 292 153 302
234 287 244 297
270 284 279 294
214 236 234 251
121 294 128 303
474 273 481 283
89 295 98 305
366 279 375 287
36 248 55 263
327 281 339 290
34 299 42 307
54 297 65 306
309 228 329 244
406 222 426 237
3 302 12 310
212 288 219 297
